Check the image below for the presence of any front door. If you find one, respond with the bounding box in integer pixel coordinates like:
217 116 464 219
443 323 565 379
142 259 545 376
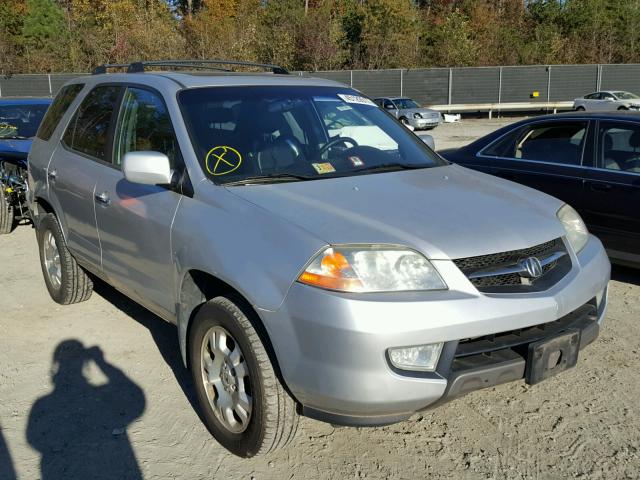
94 86 183 317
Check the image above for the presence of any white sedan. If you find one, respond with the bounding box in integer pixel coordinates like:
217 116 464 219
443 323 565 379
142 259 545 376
574 91 640 111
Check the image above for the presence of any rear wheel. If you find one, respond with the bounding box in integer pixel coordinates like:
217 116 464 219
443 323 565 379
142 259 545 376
0 190 14 234
618 106 629 111
575 106 585 111
37 213 93 304
189 296 298 457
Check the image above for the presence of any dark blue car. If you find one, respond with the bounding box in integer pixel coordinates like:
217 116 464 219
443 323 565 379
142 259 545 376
440 112 640 268
0 98 52 233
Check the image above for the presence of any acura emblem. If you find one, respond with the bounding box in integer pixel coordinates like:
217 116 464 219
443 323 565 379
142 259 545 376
519 256 543 278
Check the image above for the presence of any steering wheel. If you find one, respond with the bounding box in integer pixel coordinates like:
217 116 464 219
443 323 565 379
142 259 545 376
317 137 358 158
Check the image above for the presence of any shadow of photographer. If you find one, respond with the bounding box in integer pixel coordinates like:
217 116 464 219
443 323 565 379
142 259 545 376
26 340 145 480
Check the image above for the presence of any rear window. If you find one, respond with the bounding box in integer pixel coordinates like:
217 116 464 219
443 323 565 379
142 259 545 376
63 86 120 161
37 84 84 141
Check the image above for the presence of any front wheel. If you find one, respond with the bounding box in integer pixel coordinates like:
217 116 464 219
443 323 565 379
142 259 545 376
618 106 629 111
575 106 585 111
189 296 298 457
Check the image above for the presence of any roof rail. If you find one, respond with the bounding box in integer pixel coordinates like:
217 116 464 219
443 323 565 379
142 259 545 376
92 60 289 75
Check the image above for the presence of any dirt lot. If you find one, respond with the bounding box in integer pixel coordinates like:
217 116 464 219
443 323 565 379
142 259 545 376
1 119 639 480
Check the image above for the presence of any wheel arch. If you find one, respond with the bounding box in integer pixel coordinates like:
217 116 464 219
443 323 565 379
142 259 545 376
177 270 285 385
33 196 66 239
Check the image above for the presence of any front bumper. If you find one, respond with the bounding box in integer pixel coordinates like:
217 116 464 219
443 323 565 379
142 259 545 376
411 117 441 129
260 235 610 426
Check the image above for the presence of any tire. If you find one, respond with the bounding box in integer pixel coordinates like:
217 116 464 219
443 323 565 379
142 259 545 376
575 106 585 111
400 117 410 126
37 213 93 304
189 296 298 457
0 190 14 234
618 106 628 111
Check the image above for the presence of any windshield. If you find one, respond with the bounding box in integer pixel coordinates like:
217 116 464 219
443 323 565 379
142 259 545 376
179 86 444 185
613 91 640 100
393 98 421 109
0 103 50 139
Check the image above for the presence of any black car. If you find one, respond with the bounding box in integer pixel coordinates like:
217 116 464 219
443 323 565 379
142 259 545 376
439 112 640 267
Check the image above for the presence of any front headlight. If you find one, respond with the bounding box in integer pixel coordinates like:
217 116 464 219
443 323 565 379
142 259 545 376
413 112 422 119
557 204 588 253
298 245 447 293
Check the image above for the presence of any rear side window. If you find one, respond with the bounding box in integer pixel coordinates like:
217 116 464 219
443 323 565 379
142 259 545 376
36 84 84 141
63 86 120 161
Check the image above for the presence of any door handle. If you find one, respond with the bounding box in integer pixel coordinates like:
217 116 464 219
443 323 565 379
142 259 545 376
95 191 111 206
47 169 57 182
590 183 612 192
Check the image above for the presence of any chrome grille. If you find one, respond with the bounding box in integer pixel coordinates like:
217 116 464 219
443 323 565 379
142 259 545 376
453 238 570 293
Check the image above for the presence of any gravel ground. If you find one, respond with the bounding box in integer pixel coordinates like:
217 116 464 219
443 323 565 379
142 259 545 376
1 118 639 480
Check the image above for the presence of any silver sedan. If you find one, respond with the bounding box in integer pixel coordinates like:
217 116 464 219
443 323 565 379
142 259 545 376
574 91 640 111
375 96 442 129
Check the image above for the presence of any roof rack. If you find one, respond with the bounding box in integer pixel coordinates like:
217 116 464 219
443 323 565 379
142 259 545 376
92 60 289 75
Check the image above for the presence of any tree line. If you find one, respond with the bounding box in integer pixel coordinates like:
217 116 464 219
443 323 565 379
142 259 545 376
1 0 639 74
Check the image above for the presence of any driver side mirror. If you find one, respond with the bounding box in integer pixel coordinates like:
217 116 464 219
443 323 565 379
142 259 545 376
122 151 174 186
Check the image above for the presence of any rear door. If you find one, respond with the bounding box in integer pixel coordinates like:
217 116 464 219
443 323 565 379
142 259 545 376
582 119 640 264
93 86 183 317
48 85 122 267
476 119 589 211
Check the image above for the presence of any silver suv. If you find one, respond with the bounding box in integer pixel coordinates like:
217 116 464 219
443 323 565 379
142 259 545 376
28 60 610 458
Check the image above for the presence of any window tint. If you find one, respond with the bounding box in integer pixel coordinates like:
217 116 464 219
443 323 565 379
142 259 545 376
514 122 587 165
114 88 180 168
37 84 84 141
599 122 640 173
63 86 120 161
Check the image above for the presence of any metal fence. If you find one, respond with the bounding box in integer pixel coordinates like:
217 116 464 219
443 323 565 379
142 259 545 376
3 64 640 107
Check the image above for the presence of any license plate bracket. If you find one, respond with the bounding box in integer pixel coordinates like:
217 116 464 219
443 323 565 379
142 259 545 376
525 329 580 385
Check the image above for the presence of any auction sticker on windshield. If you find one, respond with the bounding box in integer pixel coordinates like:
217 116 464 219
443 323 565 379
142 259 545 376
312 162 336 174
337 94 376 106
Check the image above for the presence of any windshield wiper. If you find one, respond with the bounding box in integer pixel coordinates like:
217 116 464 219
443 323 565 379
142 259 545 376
353 163 429 174
222 173 316 186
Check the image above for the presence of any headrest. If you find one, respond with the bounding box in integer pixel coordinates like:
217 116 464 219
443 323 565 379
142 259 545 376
629 129 640 148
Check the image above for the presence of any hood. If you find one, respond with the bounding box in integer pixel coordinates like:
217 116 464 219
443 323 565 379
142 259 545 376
401 108 440 118
0 138 32 156
227 164 567 260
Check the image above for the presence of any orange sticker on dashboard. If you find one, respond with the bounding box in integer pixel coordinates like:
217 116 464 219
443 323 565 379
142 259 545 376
205 146 242 176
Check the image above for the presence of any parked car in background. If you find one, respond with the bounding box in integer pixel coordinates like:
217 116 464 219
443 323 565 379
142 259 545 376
28 61 609 458
574 91 640 111
439 112 640 268
374 97 442 130
0 98 52 233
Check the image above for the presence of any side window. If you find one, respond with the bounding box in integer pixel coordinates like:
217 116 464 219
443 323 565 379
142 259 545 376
114 87 180 168
36 84 84 141
602 93 615 100
480 128 522 158
599 122 640 173
383 100 395 110
63 86 120 161
514 122 587 165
